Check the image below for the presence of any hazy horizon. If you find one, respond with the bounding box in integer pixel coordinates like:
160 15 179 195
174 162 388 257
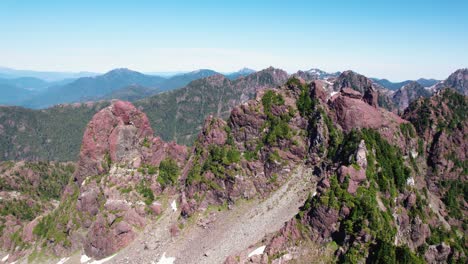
1 0 467 81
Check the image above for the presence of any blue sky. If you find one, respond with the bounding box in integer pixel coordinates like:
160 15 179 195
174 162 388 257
0 0 467 81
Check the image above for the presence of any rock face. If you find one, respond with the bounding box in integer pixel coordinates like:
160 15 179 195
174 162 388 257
74 100 154 184
181 87 309 216
68 101 187 259
392 81 432 111
424 243 451 263
328 88 407 148
404 89 467 182
333 71 379 107
435 68 468 95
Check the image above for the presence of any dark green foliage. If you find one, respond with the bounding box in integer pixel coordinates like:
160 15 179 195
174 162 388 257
295 82 315 117
0 199 41 221
0 161 74 200
320 109 343 159
100 85 161 102
395 245 425 264
407 88 467 136
226 148 241 163
33 186 80 247
264 118 292 145
371 240 396 264
441 180 467 219
285 77 302 87
407 98 432 134
400 123 416 138
138 164 158 175
141 137 151 148
202 145 240 179
417 138 425 155
0 102 109 161
336 129 411 193
186 162 202 185
224 126 235 146
243 150 258 161
262 90 285 116
368 241 425 264
261 90 293 145
136 180 155 205
157 158 180 187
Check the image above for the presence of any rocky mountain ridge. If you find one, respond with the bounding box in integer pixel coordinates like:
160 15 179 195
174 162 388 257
1 73 465 263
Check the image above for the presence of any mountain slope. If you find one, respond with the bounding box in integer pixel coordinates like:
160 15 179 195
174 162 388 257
157 69 219 90
0 102 110 161
24 69 167 108
392 81 432 111
434 68 468 95
98 85 160 102
135 67 289 145
0 83 36 106
225 68 256 80
0 77 50 91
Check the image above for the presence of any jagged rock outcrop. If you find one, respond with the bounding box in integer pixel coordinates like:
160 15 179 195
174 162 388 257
181 87 309 217
434 68 468 95
333 71 379 107
73 101 154 184
425 243 452 263
404 89 467 182
328 88 408 148
15 100 189 259
392 81 432 111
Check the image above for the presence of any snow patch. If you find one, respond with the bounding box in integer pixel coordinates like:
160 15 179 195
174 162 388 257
330 91 339 97
171 200 177 211
312 191 317 197
248 245 266 258
406 177 415 186
2 254 9 262
81 255 91 263
155 252 176 264
57 257 70 264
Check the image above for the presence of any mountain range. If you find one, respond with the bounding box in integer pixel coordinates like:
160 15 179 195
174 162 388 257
0 69 465 263
1 67 466 162
371 78 439 90
0 66 98 81
0 68 259 108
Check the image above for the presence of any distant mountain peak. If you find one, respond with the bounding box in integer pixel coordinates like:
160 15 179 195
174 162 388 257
237 67 256 74
294 68 340 81
104 68 141 76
